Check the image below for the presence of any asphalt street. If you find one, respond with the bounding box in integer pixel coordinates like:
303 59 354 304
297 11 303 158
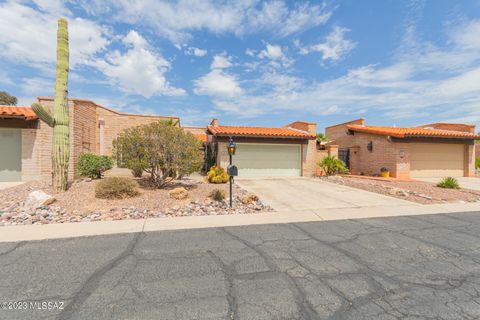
1 212 480 320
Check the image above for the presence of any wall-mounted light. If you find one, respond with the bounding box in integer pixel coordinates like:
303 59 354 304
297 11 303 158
367 141 373 152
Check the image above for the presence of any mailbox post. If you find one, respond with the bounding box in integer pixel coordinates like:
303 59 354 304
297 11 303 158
227 137 237 208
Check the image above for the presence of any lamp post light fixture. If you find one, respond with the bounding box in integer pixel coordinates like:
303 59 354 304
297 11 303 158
227 137 237 208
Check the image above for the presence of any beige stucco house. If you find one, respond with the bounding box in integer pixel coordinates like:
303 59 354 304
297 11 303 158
0 97 178 182
326 118 479 179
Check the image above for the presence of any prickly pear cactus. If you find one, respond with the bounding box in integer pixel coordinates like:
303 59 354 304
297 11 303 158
31 18 69 192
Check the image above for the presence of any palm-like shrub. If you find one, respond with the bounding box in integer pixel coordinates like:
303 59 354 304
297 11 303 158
318 156 349 176
476 157 480 170
437 177 460 189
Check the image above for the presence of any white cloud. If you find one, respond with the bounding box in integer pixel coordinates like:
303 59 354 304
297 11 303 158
300 26 356 62
211 54 232 69
207 18 480 124
258 44 284 60
0 1 108 67
194 69 242 98
185 47 208 57
92 30 185 98
76 0 332 43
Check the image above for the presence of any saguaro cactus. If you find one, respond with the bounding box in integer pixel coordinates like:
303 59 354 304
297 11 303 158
32 18 70 192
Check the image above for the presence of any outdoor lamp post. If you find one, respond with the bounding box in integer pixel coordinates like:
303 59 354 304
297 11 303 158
227 137 237 208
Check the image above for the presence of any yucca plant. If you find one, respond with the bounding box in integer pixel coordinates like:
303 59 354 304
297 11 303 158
318 156 349 176
31 18 70 191
437 177 460 189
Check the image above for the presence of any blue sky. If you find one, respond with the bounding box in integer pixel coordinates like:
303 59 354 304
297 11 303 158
1 0 480 131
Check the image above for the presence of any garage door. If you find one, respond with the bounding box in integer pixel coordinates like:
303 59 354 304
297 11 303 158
234 143 301 177
0 128 21 182
410 143 464 178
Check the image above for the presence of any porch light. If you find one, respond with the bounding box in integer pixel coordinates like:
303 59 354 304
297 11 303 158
227 137 236 156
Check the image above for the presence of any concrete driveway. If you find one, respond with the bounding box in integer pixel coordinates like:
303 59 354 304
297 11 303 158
0 181 24 190
237 177 411 212
417 176 480 191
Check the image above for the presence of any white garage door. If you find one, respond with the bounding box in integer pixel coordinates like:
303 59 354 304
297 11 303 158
0 128 22 182
234 143 301 177
410 143 464 178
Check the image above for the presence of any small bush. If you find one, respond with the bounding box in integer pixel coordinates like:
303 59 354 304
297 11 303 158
476 157 480 170
169 187 188 200
209 188 226 201
318 156 349 176
128 159 145 177
437 177 460 189
207 166 229 184
95 177 139 199
78 153 113 179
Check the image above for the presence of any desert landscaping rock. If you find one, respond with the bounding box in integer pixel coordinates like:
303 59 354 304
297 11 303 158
323 176 480 204
24 190 56 212
0 178 273 226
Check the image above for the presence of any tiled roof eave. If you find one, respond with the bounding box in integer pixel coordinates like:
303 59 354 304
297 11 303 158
404 134 480 140
212 133 314 139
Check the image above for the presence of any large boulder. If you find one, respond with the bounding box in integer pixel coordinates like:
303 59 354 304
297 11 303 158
169 187 188 200
24 190 56 212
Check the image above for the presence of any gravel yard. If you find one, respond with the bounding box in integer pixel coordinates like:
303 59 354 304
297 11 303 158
322 176 480 204
0 177 273 226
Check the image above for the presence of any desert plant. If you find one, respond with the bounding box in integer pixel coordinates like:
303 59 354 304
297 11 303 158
209 188 226 201
476 157 480 170
95 177 139 199
113 121 203 188
316 133 330 143
437 177 460 189
31 18 70 192
78 153 113 179
318 156 349 176
0 91 17 105
207 166 229 184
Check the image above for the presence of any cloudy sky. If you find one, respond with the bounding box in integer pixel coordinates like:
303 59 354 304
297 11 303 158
1 0 480 129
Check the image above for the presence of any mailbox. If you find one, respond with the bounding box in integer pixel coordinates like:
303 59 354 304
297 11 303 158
227 165 238 177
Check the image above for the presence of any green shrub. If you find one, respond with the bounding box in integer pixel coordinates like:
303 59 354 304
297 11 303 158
207 166 229 184
95 177 140 199
113 121 203 188
476 157 480 170
78 153 113 179
209 188 226 201
128 159 145 177
437 177 460 189
318 156 349 176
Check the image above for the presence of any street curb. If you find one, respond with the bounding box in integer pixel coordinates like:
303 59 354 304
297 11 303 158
0 202 479 243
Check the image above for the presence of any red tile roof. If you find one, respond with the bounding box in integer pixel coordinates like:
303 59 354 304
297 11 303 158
194 133 208 143
208 125 315 139
0 106 38 120
346 124 480 139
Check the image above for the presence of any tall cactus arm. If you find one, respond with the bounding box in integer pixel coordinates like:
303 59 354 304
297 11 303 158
31 102 55 127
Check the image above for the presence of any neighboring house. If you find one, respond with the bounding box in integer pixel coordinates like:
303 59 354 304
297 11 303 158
207 119 321 177
0 97 179 182
326 118 479 179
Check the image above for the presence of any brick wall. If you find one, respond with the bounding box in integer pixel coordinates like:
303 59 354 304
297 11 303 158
21 97 179 181
286 121 317 176
95 104 179 156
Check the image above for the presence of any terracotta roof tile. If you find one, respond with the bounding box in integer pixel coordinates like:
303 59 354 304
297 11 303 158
194 133 208 143
208 125 315 139
0 106 38 120
346 124 480 139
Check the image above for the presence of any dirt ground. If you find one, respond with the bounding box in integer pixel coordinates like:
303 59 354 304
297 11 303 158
323 176 480 204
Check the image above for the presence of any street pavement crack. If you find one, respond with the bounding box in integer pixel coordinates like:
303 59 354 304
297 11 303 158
222 228 321 320
56 232 145 320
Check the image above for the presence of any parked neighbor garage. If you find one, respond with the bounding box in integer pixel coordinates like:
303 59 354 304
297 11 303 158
409 143 464 178
207 119 318 177
0 128 21 182
234 143 301 177
326 118 478 179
